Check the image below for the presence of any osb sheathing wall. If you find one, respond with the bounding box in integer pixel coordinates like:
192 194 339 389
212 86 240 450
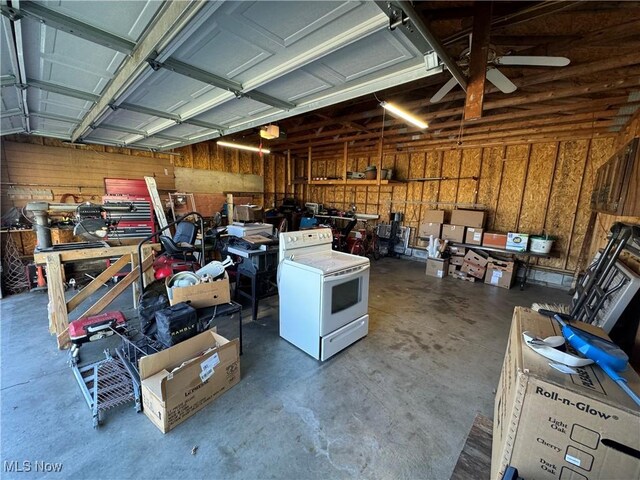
299 136 621 273
173 141 290 208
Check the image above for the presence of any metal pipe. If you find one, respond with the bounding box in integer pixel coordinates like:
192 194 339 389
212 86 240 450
396 1 468 91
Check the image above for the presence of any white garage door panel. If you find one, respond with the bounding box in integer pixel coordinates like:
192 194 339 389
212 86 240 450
126 70 225 114
31 116 76 136
1 20 16 77
88 127 137 143
135 136 179 149
193 96 276 128
172 1 384 86
257 68 334 103
174 20 273 81
236 1 354 48
316 30 417 83
2 87 21 111
2 116 24 133
29 90 92 119
159 123 210 139
39 0 163 42
22 19 125 95
101 108 164 132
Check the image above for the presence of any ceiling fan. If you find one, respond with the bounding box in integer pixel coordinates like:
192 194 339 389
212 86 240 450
430 37 570 103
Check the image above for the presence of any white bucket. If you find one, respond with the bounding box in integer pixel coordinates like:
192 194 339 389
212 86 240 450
530 236 554 254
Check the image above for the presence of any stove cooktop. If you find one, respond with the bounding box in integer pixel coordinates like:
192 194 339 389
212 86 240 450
287 250 368 275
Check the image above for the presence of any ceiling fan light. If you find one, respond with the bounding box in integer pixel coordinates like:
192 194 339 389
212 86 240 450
217 141 270 154
381 102 428 129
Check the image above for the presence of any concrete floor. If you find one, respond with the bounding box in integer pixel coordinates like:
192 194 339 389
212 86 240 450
1 258 569 479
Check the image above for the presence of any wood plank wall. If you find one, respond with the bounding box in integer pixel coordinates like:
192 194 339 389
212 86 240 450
1 136 175 212
298 136 620 273
0 136 285 214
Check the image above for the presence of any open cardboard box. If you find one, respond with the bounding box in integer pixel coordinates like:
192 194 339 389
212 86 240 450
140 328 240 434
166 272 231 309
492 308 640 479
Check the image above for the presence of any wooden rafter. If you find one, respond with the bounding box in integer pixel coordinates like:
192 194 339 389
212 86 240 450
464 2 493 121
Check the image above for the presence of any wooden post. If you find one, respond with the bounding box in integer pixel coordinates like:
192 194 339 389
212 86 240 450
307 146 312 184
377 140 383 186
227 193 234 224
342 142 348 183
464 2 493 121
46 254 70 349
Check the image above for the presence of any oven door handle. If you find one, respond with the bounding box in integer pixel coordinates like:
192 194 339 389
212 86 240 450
322 264 369 283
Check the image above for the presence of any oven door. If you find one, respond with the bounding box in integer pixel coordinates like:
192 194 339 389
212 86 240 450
320 263 369 336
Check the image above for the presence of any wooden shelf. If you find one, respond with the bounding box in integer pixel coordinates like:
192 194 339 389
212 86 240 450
308 179 403 185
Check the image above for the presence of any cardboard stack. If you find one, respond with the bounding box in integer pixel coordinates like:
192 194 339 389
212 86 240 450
485 257 517 289
441 210 484 278
419 210 445 242
492 308 640 479
459 249 489 282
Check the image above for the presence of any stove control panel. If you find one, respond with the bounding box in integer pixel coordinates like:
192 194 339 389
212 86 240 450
279 228 333 260
282 228 332 247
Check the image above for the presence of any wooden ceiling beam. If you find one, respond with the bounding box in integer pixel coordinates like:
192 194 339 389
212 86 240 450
287 127 614 158
277 100 625 148
490 34 582 46
276 54 640 140
289 123 613 157
464 2 493 121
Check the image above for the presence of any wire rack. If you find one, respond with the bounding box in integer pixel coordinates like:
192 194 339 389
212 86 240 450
72 351 134 428
112 326 166 412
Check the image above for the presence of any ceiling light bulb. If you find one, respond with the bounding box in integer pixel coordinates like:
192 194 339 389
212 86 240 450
381 101 428 129
217 141 270 154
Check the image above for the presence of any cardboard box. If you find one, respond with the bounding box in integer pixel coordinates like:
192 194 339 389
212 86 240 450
492 308 640 480
461 261 486 279
483 232 508 249
506 232 529 252
450 255 464 266
140 329 241 434
449 245 466 256
235 205 263 222
448 264 459 275
464 249 489 267
465 227 484 245
425 257 449 278
419 222 442 239
167 272 231 309
450 209 485 228
422 210 446 224
484 258 516 289
442 224 465 243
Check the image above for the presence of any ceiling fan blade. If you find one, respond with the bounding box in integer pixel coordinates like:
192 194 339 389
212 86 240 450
430 76 459 103
494 55 570 67
486 68 517 94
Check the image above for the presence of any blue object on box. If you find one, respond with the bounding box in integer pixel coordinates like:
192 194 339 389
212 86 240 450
300 217 318 229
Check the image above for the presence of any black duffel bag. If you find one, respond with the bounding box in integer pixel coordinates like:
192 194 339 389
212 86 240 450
155 302 199 348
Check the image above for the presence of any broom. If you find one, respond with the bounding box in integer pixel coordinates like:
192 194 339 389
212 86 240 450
531 302 571 315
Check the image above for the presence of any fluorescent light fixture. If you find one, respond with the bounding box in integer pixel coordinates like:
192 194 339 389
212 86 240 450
381 101 428 129
217 140 270 154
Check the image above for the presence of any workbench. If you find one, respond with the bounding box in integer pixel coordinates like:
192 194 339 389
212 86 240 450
447 241 554 290
34 243 159 349
228 245 278 322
